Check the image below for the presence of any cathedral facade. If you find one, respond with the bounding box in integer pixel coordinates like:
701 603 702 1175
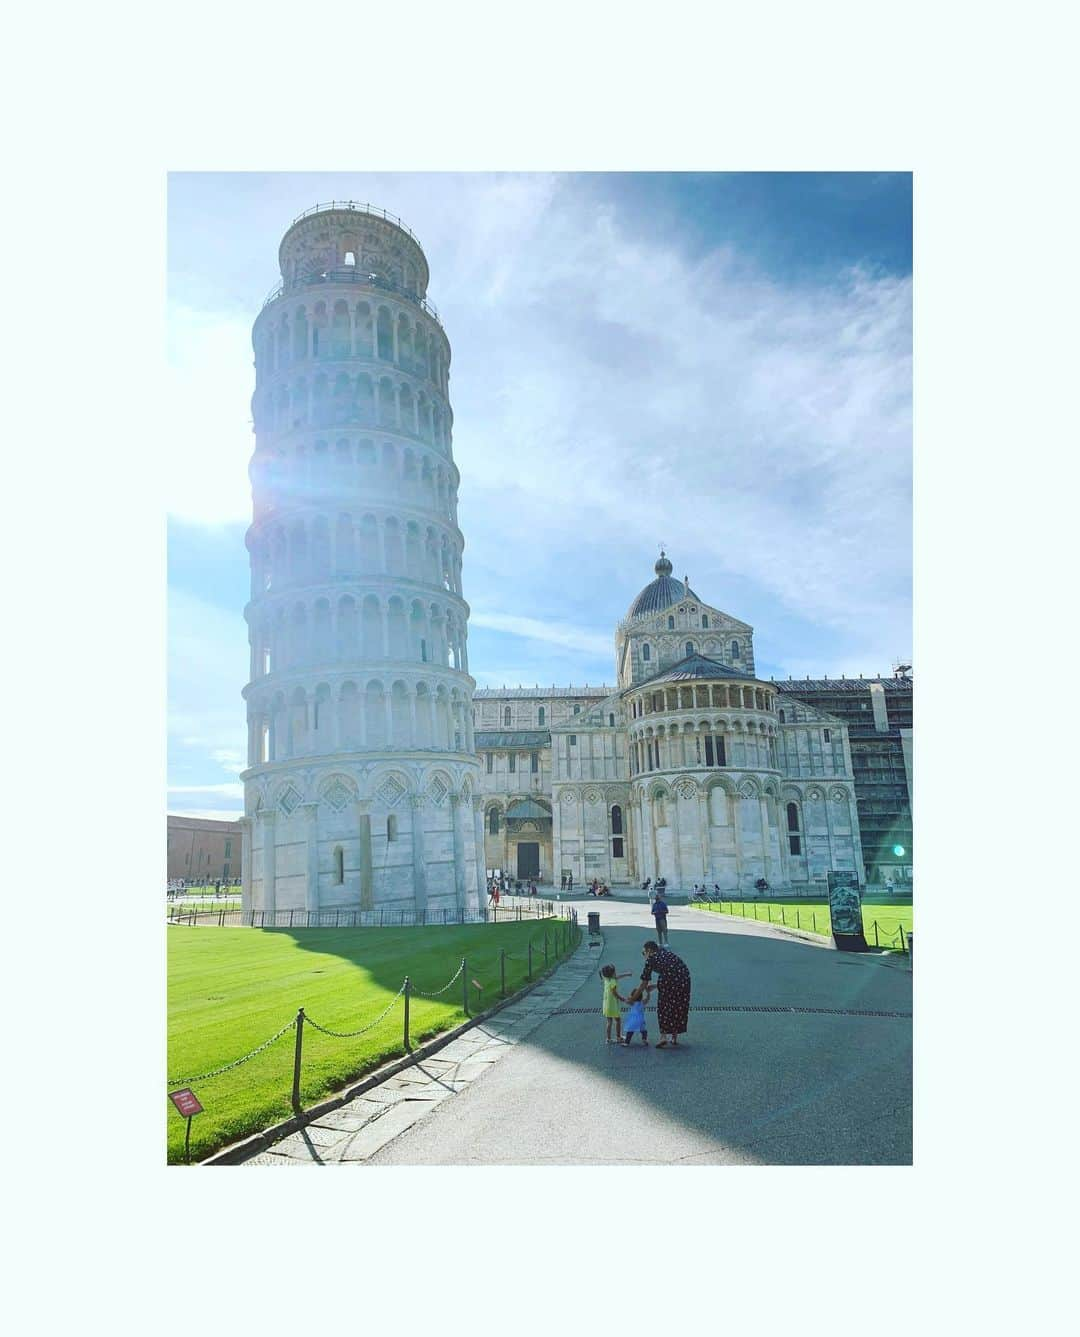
477 554 866 893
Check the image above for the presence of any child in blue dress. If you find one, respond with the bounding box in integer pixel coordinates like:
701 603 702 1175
621 982 652 1045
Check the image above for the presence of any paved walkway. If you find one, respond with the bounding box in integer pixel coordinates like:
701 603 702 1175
243 898 912 1166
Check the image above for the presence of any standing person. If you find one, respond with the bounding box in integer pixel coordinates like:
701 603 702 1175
599 964 632 1044
568 872 573 893
639 941 692 1048
650 890 670 945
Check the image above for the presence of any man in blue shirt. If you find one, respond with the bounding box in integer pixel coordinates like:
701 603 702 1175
650 891 670 945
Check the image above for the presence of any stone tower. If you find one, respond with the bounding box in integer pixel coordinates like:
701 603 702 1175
239 203 482 923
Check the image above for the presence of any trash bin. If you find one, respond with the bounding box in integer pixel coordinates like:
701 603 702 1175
587 911 600 935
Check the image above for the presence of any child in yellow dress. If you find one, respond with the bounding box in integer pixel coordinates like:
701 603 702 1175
599 964 632 1043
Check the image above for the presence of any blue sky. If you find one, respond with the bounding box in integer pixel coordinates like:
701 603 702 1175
167 171 911 819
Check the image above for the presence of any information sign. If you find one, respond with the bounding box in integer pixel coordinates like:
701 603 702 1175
827 870 868 951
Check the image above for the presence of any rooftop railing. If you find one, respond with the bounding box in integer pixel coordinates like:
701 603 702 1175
262 268 442 327
286 201 422 248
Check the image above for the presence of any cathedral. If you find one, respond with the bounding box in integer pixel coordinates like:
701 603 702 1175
476 552 866 892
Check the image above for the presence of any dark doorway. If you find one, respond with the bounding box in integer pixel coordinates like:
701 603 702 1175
516 842 540 879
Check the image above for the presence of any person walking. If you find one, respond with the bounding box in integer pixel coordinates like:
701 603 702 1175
639 941 692 1047
650 890 670 945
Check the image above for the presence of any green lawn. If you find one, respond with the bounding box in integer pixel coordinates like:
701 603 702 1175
167 917 578 1164
690 898 913 948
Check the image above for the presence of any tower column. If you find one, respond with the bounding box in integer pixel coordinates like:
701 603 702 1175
410 795 428 914
239 816 253 918
257 809 277 921
472 796 485 910
302 802 320 916
450 793 466 912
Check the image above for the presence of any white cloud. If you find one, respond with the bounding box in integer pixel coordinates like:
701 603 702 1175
168 783 245 797
469 610 612 658
166 306 254 524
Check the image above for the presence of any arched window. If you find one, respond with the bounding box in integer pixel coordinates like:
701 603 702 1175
333 846 344 884
387 814 398 842
731 639 741 660
608 713 615 727
489 808 500 834
642 643 651 662
779 709 786 723
610 805 623 835
786 802 801 856
668 616 675 629
685 641 694 658
538 706 545 726
504 705 512 726
701 614 708 628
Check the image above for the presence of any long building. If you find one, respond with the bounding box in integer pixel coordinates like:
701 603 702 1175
167 815 242 882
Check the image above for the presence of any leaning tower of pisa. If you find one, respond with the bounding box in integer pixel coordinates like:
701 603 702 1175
239 203 483 923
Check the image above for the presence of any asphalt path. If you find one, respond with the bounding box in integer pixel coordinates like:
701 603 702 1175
370 898 912 1165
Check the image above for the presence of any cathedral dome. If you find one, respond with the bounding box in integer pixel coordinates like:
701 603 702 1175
627 552 701 619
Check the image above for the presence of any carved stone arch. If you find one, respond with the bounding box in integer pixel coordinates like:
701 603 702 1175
781 784 803 801
584 788 603 804
365 765 411 808
274 778 305 815
704 773 735 797
675 777 699 800
560 788 579 805
422 766 451 807
738 778 759 799
763 780 780 798
805 786 825 803
647 781 670 800
829 785 849 802
318 773 358 812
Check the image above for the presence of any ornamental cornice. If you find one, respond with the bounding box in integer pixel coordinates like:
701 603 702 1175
243 579 471 622
242 665 478 700
245 500 465 546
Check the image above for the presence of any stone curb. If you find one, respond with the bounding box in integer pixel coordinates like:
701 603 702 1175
200 927 587 1166
687 906 834 950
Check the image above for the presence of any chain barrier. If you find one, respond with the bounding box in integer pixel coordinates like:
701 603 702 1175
303 981 408 1039
411 959 465 998
168 1015 297 1087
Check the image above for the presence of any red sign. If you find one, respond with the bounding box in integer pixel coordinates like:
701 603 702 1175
169 1088 203 1117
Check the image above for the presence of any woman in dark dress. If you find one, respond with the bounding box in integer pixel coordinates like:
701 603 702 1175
640 940 692 1047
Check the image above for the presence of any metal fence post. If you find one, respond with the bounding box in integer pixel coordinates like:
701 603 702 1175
874 920 880 948
812 911 817 933
796 908 801 930
899 924 907 954
403 976 411 1051
500 949 506 998
462 957 469 1016
291 1008 305 1113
